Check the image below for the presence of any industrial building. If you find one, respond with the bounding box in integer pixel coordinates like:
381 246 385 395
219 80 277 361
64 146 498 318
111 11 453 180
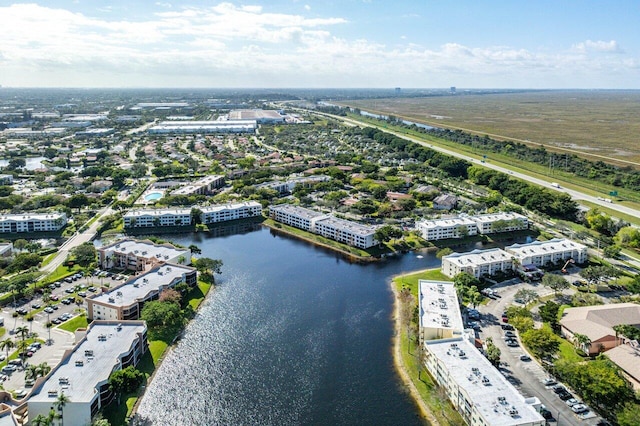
148 120 256 134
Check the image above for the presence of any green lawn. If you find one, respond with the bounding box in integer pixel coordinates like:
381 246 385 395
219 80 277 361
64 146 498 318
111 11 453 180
187 281 211 310
57 315 88 333
41 264 82 285
394 268 451 298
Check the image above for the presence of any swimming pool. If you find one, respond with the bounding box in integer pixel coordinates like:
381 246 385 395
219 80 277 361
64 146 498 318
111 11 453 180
144 192 163 201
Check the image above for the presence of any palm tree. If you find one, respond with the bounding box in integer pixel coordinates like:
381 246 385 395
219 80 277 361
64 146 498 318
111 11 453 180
31 414 52 426
0 338 14 361
573 333 592 354
613 324 625 346
37 362 51 378
54 392 70 425
25 364 39 381
15 326 29 342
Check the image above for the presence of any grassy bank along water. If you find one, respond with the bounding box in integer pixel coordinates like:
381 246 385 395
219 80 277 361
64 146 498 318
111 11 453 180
391 269 465 426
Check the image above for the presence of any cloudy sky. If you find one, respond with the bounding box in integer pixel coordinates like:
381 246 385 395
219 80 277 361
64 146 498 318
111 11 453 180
1 0 639 88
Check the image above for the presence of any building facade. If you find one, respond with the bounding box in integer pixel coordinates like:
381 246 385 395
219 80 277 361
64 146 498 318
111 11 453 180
171 175 225 196
506 238 587 267
269 204 378 249
441 248 514 278
0 212 67 233
27 321 148 426
472 212 529 234
416 217 478 241
87 263 197 321
200 201 262 224
98 239 191 271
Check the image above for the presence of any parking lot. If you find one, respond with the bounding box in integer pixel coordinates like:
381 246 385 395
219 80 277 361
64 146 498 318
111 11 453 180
470 278 609 426
0 269 130 397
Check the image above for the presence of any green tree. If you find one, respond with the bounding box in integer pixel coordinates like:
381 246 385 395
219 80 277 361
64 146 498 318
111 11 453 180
190 207 203 225
521 327 560 358
67 193 90 213
194 257 223 275
141 301 183 340
617 402 640 426
435 247 453 259
510 316 534 333
373 225 403 244
485 337 501 367
572 333 592 353
538 301 560 330
188 244 201 255
0 338 14 361
108 366 145 403
541 274 569 296
603 244 621 259
514 288 538 305
54 392 70 424
71 243 97 268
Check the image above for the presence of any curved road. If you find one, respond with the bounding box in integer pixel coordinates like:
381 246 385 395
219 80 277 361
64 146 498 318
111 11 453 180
315 111 640 219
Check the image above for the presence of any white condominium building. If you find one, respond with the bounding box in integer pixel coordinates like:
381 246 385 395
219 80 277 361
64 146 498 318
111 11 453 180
123 202 262 228
419 280 465 341
171 175 225 196
124 208 192 228
416 217 478 241
269 204 329 232
98 239 191 271
27 321 148 426
313 216 378 249
87 263 197 321
473 212 528 234
424 337 545 426
441 248 513 278
416 212 528 241
200 201 262 224
0 212 67 233
256 175 330 195
506 238 587 267
269 204 378 249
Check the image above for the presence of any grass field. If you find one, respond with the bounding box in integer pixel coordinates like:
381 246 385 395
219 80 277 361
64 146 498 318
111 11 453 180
343 90 640 165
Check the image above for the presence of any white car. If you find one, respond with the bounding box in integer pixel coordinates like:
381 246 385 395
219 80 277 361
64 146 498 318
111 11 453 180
14 389 27 398
572 404 589 414
565 398 581 407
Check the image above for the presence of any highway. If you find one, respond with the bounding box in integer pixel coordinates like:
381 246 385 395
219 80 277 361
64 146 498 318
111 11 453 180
318 111 640 220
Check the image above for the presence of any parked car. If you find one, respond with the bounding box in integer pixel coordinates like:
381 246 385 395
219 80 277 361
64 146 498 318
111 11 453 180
54 281 62 287
559 391 573 401
501 324 514 331
519 354 531 361
78 291 87 297
543 378 557 386
31 303 41 309
502 317 509 323
16 308 28 315
539 408 553 420
64 288 74 294
566 398 582 407
504 331 516 338
506 339 519 347
49 295 59 301
1 365 16 373
572 404 589 414
14 389 27 398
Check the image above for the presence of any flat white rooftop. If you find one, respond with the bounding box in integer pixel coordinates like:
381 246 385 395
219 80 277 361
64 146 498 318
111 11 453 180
506 238 586 256
316 216 377 236
473 212 527 224
29 322 146 404
0 212 65 221
91 263 194 308
201 201 261 213
100 239 188 262
443 248 512 267
124 208 191 218
427 338 543 425
270 204 328 221
418 216 476 229
419 280 464 331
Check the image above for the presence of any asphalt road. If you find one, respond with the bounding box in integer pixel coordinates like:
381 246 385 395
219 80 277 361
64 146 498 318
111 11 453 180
477 280 605 426
319 111 640 220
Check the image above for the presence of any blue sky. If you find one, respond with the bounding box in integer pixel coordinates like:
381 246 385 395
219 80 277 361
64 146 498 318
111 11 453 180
0 0 638 88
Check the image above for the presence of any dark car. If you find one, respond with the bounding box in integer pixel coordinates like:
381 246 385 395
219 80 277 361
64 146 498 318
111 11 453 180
16 308 28 315
540 408 553 420
559 391 573 401
506 339 519 347
501 324 514 331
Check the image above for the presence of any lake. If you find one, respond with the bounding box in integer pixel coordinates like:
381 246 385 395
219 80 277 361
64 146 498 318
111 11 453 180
136 225 438 425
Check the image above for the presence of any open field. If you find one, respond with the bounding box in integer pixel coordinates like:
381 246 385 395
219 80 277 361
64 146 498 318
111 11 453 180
342 90 640 165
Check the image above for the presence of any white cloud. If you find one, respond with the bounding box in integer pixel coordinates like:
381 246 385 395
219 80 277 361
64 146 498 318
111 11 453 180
573 39 622 53
304 4 311 11
155 2 172 8
0 3 637 88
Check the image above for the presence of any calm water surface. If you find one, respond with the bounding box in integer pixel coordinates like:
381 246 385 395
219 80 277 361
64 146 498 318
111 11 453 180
137 226 440 425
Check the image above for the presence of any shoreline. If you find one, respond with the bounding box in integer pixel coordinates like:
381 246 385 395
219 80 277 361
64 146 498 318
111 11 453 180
262 220 380 263
389 271 442 426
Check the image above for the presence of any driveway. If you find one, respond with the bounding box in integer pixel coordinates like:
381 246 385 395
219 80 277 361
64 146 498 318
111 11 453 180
476 280 606 426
